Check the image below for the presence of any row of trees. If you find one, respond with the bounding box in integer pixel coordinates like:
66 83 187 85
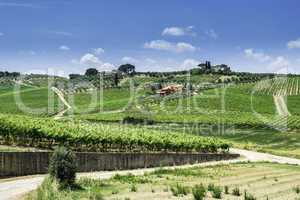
79 64 136 77
0 71 20 78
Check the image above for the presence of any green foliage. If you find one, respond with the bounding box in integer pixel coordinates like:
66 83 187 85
211 186 222 199
0 113 229 152
232 187 241 196
113 174 150 184
130 185 137 192
224 185 229 194
151 167 204 177
207 183 215 191
0 87 62 116
118 64 135 75
27 177 104 200
192 184 206 200
294 185 300 194
244 190 256 200
34 177 61 200
170 184 190 196
85 68 99 76
49 146 77 187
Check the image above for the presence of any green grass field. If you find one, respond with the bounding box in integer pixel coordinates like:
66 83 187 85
69 88 135 114
0 86 63 116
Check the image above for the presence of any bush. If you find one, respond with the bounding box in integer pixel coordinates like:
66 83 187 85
294 185 300 194
232 187 241 196
122 116 154 125
130 185 137 192
212 186 222 199
170 184 189 196
207 183 215 191
244 190 256 200
192 184 206 200
49 146 77 187
224 185 229 194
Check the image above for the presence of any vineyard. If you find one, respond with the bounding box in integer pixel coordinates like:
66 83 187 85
0 114 229 153
254 77 300 96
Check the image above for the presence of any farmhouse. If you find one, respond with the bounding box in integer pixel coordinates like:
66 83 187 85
157 84 183 96
198 61 231 73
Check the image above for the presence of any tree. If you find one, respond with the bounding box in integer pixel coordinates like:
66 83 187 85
85 68 99 76
49 146 77 187
118 64 135 75
190 68 202 75
113 72 120 86
69 74 81 80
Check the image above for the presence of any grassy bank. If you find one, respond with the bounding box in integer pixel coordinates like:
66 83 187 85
25 162 300 200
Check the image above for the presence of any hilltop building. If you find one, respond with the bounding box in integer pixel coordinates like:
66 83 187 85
198 61 231 73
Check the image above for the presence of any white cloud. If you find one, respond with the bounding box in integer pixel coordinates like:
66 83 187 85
181 59 200 69
0 3 39 8
144 40 196 53
244 48 292 73
287 38 300 49
121 56 138 64
269 56 290 72
162 26 196 36
79 53 115 71
92 48 105 55
49 31 73 37
176 42 197 52
0 32 4 36
59 45 70 51
162 27 185 36
205 29 218 40
101 63 115 70
80 53 102 66
244 49 271 62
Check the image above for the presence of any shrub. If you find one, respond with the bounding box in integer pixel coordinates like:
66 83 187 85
35 177 60 200
111 189 119 194
113 173 149 184
130 185 137 192
244 190 256 200
207 183 215 191
88 192 104 200
122 116 154 125
232 187 241 196
49 146 77 187
294 185 300 194
224 185 229 194
212 186 222 199
170 184 189 196
192 184 206 200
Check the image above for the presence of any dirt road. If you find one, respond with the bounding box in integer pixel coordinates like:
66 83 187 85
51 87 71 119
273 95 291 116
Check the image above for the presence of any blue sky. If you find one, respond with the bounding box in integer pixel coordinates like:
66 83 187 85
0 0 300 75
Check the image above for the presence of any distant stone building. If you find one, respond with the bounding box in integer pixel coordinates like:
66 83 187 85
198 61 211 71
198 61 231 73
213 64 231 73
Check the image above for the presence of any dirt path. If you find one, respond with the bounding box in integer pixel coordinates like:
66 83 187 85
1 149 300 200
273 95 291 116
51 87 72 119
13 80 36 88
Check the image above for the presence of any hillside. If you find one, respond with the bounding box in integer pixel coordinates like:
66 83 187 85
0 70 300 158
